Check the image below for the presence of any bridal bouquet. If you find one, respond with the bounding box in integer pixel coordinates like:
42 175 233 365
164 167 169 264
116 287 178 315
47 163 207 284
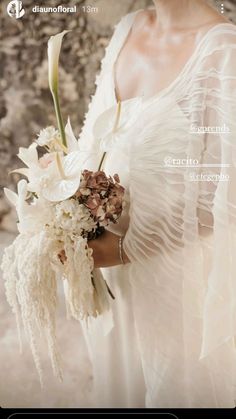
1 31 125 385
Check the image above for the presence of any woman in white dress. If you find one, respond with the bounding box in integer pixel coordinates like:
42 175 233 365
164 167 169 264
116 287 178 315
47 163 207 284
76 0 236 408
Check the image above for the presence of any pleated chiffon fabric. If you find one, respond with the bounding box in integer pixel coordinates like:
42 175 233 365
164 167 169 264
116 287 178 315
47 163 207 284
78 10 236 407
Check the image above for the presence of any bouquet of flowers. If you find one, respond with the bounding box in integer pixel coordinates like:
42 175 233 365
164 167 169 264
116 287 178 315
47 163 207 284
1 31 125 385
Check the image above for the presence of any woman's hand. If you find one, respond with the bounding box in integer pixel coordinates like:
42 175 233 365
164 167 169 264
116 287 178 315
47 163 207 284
88 230 130 268
58 230 130 268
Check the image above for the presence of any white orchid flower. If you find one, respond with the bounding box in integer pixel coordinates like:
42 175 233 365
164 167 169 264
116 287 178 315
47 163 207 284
18 142 38 169
12 143 50 193
11 143 54 195
12 143 87 201
93 97 142 152
4 180 53 234
48 30 70 147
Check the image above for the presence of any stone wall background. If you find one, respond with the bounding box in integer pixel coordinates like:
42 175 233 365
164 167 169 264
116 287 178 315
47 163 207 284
0 0 236 231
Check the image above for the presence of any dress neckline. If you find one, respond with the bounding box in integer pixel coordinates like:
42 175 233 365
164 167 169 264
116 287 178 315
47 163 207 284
112 10 236 105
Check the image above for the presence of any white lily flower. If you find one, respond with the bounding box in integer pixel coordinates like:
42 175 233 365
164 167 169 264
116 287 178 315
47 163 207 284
93 97 142 151
48 30 70 93
48 30 70 148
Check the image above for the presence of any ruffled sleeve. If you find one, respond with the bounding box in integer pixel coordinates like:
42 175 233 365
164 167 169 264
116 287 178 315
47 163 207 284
121 24 236 405
78 18 236 405
194 27 236 359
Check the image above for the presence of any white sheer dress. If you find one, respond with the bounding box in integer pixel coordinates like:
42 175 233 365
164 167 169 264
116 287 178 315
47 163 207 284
78 10 236 407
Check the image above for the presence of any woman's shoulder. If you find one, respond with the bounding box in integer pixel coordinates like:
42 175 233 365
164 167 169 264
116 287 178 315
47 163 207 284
116 8 150 33
200 20 236 54
189 9 236 60
127 8 156 35
129 9 152 29
193 21 236 76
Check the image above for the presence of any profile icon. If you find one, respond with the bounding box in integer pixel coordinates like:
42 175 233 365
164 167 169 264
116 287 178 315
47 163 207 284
7 0 25 19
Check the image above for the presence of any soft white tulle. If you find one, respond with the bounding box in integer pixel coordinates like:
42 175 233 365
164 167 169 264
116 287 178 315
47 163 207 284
78 10 236 407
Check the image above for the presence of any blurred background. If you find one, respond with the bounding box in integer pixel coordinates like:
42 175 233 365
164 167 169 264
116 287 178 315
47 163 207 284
0 0 236 408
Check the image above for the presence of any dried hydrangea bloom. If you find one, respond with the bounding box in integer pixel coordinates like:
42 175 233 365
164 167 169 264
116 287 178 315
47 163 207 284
76 170 125 226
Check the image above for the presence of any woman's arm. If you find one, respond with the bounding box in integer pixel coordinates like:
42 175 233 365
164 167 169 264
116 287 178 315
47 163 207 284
88 229 130 268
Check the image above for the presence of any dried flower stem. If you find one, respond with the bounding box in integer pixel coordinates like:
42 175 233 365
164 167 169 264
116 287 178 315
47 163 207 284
98 152 106 171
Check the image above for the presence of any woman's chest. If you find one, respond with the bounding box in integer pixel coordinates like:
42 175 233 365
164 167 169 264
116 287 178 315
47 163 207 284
114 31 197 101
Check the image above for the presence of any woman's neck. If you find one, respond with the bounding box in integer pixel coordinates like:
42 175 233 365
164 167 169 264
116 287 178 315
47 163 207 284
152 0 213 31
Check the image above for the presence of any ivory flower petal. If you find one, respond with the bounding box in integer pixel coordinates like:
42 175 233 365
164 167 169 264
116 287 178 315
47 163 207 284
17 179 29 221
42 151 89 202
93 97 142 143
4 188 18 207
65 117 79 152
62 150 88 177
11 168 30 177
42 177 82 203
48 30 70 93
17 143 38 167
5 179 53 233
5 179 28 210
13 142 50 193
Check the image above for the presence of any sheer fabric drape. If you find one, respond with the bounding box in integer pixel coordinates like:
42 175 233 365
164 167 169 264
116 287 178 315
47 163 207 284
78 11 236 407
